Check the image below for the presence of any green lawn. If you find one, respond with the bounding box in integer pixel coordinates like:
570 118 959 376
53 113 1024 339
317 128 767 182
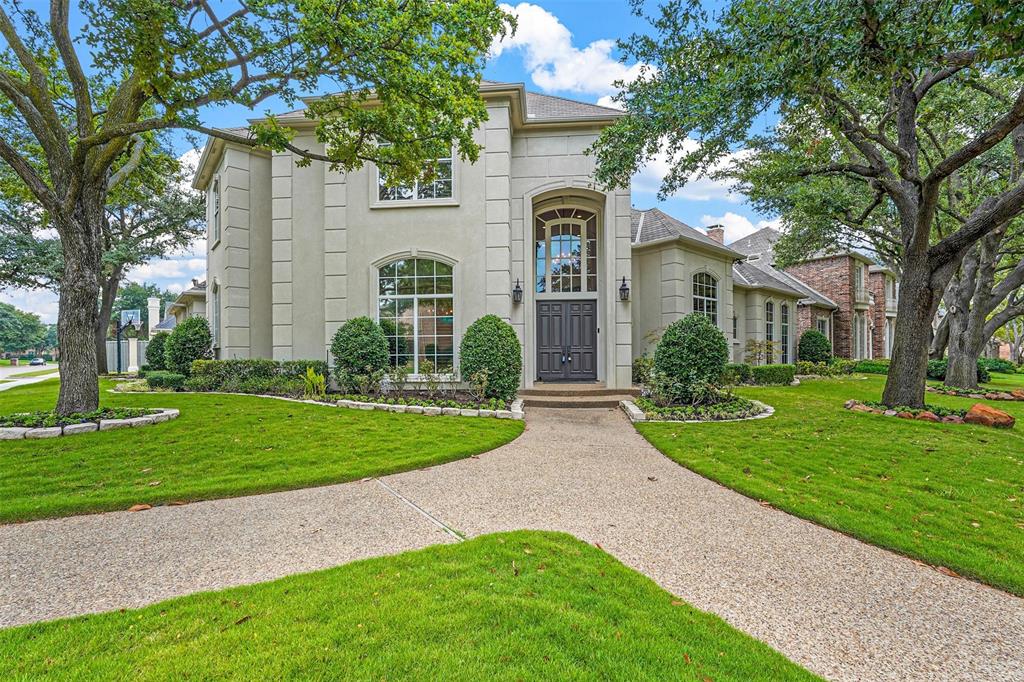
0 531 817 681
637 373 1024 596
0 379 523 524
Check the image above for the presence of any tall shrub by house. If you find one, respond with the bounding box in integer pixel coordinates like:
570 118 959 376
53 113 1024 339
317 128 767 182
654 313 729 401
163 317 212 375
145 332 169 370
459 315 522 402
798 329 831 364
330 317 390 389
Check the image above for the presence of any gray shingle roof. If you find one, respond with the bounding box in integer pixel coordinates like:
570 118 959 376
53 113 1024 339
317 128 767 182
732 261 805 298
153 316 177 331
729 227 837 308
522 90 622 120
729 227 782 257
631 208 744 257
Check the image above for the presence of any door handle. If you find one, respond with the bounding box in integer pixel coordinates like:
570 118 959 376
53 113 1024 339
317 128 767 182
561 346 567 364
565 345 572 363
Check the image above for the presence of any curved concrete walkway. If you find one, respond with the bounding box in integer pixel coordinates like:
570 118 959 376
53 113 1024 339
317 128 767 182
1 408 1021 681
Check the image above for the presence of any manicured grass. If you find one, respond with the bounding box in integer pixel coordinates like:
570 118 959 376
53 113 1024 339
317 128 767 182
0 380 523 524
0 531 817 680
637 374 1024 596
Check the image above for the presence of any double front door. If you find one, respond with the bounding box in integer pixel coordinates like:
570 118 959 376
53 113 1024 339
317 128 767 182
536 300 597 381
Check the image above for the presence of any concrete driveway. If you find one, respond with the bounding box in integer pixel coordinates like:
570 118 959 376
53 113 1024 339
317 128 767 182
1 407 1021 681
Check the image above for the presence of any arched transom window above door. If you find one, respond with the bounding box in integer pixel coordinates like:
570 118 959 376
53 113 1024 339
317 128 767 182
534 206 598 294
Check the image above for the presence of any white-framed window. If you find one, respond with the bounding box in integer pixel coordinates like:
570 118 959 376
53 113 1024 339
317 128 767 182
378 156 453 202
765 301 775 363
210 177 221 245
781 303 790 363
816 316 829 338
377 258 454 373
692 272 719 325
732 315 738 339
534 206 598 294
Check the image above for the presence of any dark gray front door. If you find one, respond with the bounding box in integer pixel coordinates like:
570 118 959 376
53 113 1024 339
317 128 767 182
536 300 597 381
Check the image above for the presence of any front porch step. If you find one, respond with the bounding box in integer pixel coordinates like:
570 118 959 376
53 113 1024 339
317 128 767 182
521 393 635 409
520 383 640 398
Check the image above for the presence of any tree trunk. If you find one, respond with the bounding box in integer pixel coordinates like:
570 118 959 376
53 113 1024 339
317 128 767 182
55 192 106 415
95 270 122 375
929 315 949 360
944 309 986 389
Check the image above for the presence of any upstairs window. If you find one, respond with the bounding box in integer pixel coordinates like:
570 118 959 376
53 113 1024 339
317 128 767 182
692 272 719 325
378 157 453 202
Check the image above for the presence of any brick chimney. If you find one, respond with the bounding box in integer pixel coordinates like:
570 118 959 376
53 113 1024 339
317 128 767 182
706 224 725 244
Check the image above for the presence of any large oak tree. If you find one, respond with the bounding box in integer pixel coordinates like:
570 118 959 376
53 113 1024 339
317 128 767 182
0 0 510 414
593 0 1024 407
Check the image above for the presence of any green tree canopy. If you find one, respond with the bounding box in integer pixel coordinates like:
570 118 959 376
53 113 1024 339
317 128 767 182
0 302 45 353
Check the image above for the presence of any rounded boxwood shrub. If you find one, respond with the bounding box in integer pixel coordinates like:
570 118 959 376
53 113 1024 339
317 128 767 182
163 316 212 376
459 314 522 402
654 313 729 399
145 332 169 370
798 330 832 364
330 317 390 384
144 371 186 391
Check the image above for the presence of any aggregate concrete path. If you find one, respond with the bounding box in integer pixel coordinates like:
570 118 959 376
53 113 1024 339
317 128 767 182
2 407 1022 682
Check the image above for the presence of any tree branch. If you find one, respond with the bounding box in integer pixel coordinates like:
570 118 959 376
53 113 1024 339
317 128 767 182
50 0 93 138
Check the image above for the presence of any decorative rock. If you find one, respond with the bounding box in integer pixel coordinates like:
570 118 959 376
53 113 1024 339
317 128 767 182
0 427 28 440
25 426 62 439
337 399 355 408
844 399 859 409
883 410 897 417
916 411 940 422
511 410 525 420
390 404 407 413
850 403 875 413
162 408 180 419
942 415 964 424
62 422 98 435
127 416 156 427
460 409 479 417
373 403 390 411
968 394 985 399
985 393 1000 400
442 407 460 416
1012 389 1024 400
997 392 1015 401
406 405 423 414
357 403 374 410
964 403 1015 429
896 412 914 419
422 406 442 416
150 411 171 423
478 409 496 418
511 399 525 413
127 503 152 512
496 410 514 419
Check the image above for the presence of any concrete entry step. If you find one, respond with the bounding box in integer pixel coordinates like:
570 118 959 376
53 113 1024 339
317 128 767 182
521 392 638 409
520 382 640 398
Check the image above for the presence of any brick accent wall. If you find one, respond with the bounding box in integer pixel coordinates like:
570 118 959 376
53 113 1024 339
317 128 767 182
784 256 857 358
868 271 889 359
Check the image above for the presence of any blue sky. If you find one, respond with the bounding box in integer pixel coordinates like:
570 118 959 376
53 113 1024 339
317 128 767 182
3 0 777 322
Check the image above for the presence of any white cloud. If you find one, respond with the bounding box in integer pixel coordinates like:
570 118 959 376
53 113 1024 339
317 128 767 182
127 257 205 282
493 3 644 97
166 283 184 295
631 138 748 203
700 213 782 244
0 288 59 323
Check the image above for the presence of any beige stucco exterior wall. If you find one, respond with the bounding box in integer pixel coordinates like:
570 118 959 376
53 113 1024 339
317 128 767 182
630 242 736 360
738 288 800 364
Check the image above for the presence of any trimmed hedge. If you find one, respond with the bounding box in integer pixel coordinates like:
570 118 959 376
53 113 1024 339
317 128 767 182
164 317 212 375
721 362 753 385
145 332 169 370
459 315 522 402
144 371 187 391
927 358 991 383
798 330 832 363
853 358 890 375
750 363 796 386
654 313 729 400
186 359 328 398
330 317 389 388
979 357 1017 374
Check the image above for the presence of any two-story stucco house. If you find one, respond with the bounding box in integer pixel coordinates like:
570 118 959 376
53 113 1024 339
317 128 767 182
193 81 804 389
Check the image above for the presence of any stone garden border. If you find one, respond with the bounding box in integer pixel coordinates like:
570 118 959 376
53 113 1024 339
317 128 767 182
108 387 525 421
843 399 1015 429
0 408 180 440
620 399 774 424
926 386 1024 402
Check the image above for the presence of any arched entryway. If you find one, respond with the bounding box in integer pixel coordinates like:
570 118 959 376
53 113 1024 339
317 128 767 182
532 196 602 381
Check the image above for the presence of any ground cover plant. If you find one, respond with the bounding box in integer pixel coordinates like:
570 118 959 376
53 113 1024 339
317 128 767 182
635 395 764 422
0 406 156 428
0 379 522 524
0 532 818 681
636 373 1024 596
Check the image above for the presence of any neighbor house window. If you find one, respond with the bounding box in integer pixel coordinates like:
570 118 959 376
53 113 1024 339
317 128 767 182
781 303 790 363
210 177 221 244
534 206 598 294
377 258 454 373
765 301 775 363
378 156 453 201
816 317 829 338
692 272 719 324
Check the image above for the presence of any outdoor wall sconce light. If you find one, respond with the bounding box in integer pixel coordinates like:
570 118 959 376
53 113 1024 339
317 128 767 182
512 278 524 304
619 276 630 301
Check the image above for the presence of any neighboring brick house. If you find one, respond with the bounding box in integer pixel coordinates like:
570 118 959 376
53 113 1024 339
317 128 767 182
730 228 898 360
